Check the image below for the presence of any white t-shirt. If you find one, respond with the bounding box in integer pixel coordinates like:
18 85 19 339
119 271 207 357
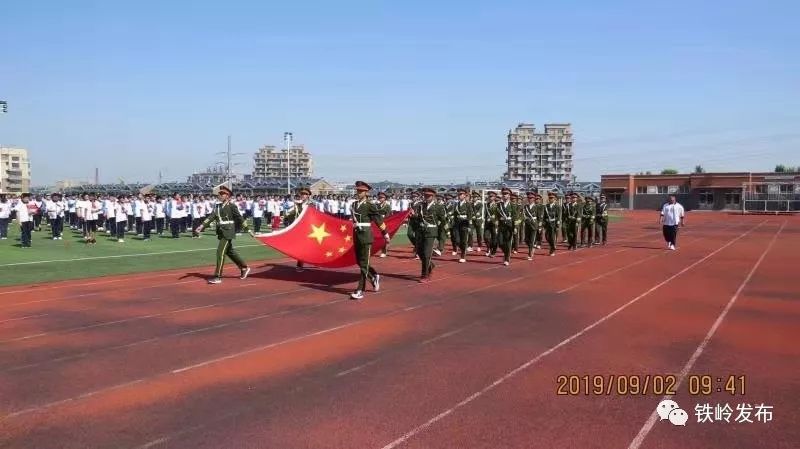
169 199 187 219
253 200 265 218
191 202 205 217
115 203 128 222
76 199 90 218
154 201 166 218
141 202 154 221
45 200 65 219
105 200 117 219
86 200 102 221
0 202 11 219
15 202 33 222
661 202 685 226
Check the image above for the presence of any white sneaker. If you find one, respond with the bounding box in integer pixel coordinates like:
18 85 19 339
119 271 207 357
240 267 251 279
207 278 222 284
485 252 491 257
503 261 510 266
350 290 364 300
527 256 533 261
667 242 672 249
451 251 457 256
513 250 518 254
379 253 387 258
669 244 676 250
370 274 380 292
433 249 442 256
458 258 466 263
118 239 124 243
466 247 474 252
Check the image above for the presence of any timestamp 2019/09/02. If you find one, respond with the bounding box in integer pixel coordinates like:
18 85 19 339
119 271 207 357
555 374 746 396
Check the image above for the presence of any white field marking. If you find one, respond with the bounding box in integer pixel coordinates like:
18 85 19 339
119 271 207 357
378 220 767 449
0 313 49 324
0 244 264 267
627 220 785 449
0 235 628 414
336 358 383 377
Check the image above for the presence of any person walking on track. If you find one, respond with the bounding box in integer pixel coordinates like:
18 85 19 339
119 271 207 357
195 185 253 284
349 181 391 300
660 194 685 250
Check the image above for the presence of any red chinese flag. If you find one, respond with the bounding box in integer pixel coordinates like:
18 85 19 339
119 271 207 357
256 207 411 268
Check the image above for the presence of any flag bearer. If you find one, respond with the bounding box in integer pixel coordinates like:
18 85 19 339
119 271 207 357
195 185 252 284
452 187 473 263
284 187 312 271
349 181 391 300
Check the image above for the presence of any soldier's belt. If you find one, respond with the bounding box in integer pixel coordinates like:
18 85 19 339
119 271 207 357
354 223 371 227
218 220 234 224
424 224 438 228
458 215 468 219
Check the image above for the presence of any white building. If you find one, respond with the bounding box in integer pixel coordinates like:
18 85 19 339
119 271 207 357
0 147 31 194
252 144 314 180
504 123 573 183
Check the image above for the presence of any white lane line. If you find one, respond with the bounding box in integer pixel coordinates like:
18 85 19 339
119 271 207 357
626 220 785 449
336 358 383 377
0 313 50 324
377 220 767 449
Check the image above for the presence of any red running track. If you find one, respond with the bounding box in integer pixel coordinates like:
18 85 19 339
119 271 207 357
0 212 797 449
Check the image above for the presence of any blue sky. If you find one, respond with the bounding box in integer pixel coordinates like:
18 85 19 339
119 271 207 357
2 0 798 186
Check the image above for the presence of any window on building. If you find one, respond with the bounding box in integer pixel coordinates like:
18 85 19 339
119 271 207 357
679 185 689 193
11 163 19 169
11 156 19 161
699 190 714 206
755 184 767 194
725 192 741 206
657 186 668 194
779 184 793 194
636 186 647 194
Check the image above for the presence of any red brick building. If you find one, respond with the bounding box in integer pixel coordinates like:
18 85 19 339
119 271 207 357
601 172 800 211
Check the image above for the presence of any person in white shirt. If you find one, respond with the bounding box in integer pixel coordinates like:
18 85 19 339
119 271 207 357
114 196 129 242
45 193 66 240
252 196 266 234
660 194 685 250
153 196 166 235
140 195 155 241
133 195 145 236
83 193 103 244
67 196 77 229
0 194 11 239
76 193 89 236
15 193 34 247
191 197 205 238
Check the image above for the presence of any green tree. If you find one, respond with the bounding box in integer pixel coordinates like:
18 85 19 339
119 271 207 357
660 168 679 175
694 165 705 174
775 164 787 173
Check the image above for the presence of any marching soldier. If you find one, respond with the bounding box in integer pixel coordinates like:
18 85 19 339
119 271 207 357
452 187 473 263
468 190 484 252
580 196 596 247
376 191 392 258
413 187 446 282
437 192 453 257
284 187 312 271
522 191 540 260
494 187 518 266
484 191 499 257
561 192 570 244
195 185 253 284
533 193 545 249
564 193 581 251
543 192 561 256
407 190 421 259
595 194 609 245
511 193 523 254
349 181 391 300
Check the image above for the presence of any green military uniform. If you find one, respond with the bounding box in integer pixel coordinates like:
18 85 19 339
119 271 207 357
512 194 523 253
522 192 541 260
533 195 545 248
376 192 392 257
452 188 474 261
560 194 570 243
201 193 250 281
580 197 596 247
494 188 519 265
350 181 389 299
564 195 581 250
595 195 609 245
484 193 499 256
468 191 484 251
415 188 447 281
407 191 421 258
284 188 312 270
439 194 454 254
543 193 561 256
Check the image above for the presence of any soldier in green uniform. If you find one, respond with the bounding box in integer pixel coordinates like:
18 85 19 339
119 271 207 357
522 191 540 261
510 193 520 254
442 192 456 256
580 196 596 247
376 191 392 258
468 190 484 252
533 193 545 249
284 187 313 271
195 185 253 284
413 187 447 282
564 193 581 251
561 192 570 244
484 191 499 257
452 187 474 263
543 192 561 256
349 181 391 300
407 190 421 259
595 194 609 245
494 187 518 266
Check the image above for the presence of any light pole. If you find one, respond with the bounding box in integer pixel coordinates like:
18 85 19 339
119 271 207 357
284 132 293 195
215 135 246 186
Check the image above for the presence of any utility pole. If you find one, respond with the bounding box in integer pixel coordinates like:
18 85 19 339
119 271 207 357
215 135 246 186
284 132 293 195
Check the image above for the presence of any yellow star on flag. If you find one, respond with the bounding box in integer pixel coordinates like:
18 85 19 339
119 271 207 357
339 224 348 233
325 251 333 257
308 223 332 245
344 235 352 242
338 246 346 254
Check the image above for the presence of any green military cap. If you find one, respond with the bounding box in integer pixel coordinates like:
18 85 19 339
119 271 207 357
218 185 232 195
487 191 498 197
500 187 512 194
421 187 436 195
297 187 311 195
600 194 606 199
547 192 556 197
377 191 387 199
457 187 468 194
471 191 481 197
354 181 372 192
410 190 420 197
586 196 595 202
526 191 536 198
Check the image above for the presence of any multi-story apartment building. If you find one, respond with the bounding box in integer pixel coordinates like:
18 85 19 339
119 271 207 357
504 123 573 183
187 165 239 185
252 144 313 180
0 147 31 194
